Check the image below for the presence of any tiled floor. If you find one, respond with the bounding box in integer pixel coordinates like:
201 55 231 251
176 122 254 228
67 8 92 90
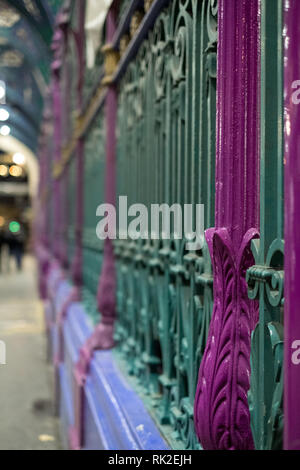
0 256 61 450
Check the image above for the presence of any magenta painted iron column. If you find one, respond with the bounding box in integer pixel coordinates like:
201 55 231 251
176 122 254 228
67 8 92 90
54 2 86 368
94 87 117 346
71 0 86 294
36 103 53 299
36 131 47 298
51 9 71 266
77 6 118 362
194 0 260 450
284 0 300 451
60 48 70 270
70 4 118 450
54 3 85 366
91 5 118 348
51 25 63 264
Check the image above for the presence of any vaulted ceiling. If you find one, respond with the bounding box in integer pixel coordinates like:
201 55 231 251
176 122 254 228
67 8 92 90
0 0 64 152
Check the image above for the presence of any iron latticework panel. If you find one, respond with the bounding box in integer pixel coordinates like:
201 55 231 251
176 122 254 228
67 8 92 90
247 0 284 450
114 0 217 449
82 109 106 324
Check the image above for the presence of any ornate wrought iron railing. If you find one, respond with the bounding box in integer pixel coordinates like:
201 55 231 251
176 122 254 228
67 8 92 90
37 0 290 451
114 0 217 450
247 0 284 450
81 110 105 324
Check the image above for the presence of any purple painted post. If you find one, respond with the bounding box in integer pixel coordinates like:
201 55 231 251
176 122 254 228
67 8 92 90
55 3 86 368
51 9 71 267
39 142 48 294
71 139 84 290
36 103 53 298
53 4 86 369
194 0 260 450
60 52 70 271
71 0 86 294
70 5 118 450
42 97 52 251
51 27 63 264
284 0 300 451
95 8 118 348
76 5 118 363
36 134 45 297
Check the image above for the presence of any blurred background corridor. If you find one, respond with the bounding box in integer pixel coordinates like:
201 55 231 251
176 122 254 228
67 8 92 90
0 256 61 450
0 0 299 452
0 0 64 450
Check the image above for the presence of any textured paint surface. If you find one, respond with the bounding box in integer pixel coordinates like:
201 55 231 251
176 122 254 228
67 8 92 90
284 0 300 451
194 0 260 450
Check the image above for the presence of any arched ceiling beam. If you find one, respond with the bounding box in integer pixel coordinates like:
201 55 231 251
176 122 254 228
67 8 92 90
0 134 39 196
0 43 49 86
4 86 41 124
3 108 38 135
0 66 44 106
6 0 54 45
7 126 36 152
0 26 49 59
4 115 37 144
0 104 39 131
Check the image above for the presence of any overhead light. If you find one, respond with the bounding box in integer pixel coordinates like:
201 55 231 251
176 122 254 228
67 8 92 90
13 153 26 165
0 81 5 103
9 165 23 177
0 108 9 121
0 164 8 176
0 125 10 136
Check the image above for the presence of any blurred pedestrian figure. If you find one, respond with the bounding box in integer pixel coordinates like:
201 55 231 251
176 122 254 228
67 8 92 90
7 221 26 271
2 228 11 273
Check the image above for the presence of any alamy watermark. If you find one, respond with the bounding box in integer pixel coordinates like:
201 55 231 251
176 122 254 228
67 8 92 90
292 80 300 104
96 196 205 251
291 340 300 365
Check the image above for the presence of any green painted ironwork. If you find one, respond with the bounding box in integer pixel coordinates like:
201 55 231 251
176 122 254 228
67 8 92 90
118 0 132 23
83 60 104 110
247 0 284 450
68 39 78 139
47 0 64 16
82 109 106 325
114 0 217 450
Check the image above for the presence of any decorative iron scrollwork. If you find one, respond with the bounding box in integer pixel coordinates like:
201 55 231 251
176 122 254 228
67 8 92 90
246 239 284 450
115 0 217 449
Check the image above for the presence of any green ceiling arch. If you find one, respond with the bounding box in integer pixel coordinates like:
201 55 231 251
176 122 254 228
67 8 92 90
0 0 65 153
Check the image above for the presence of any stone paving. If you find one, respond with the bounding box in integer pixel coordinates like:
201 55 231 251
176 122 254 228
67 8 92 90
0 256 61 450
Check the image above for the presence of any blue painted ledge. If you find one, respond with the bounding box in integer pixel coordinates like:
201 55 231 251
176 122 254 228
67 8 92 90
83 351 169 450
55 294 169 450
